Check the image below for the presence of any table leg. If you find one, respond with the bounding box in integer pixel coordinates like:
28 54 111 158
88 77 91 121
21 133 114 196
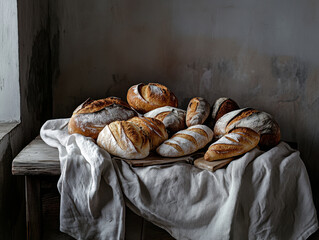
25 176 42 240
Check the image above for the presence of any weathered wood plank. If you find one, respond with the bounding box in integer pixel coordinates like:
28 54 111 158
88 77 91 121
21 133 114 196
12 136 60 175
12 136 205 175
194 157 233 172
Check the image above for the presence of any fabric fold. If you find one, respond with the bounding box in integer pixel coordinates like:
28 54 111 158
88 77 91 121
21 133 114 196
41 119 125 240
40 119 318 240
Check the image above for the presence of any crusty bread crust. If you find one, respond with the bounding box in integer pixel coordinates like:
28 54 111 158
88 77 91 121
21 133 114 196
213 108 249 139
213 108 281 149
144 106 186 134
127 117 168 150
211 97 239 122
97 120 150 159
156 125 213 157
127 83 178 113
75 97 131 114
68 97 136 139
204 127 260 161
186 97 211 127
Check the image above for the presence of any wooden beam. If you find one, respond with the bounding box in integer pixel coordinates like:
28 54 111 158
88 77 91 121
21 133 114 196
12 136 60 175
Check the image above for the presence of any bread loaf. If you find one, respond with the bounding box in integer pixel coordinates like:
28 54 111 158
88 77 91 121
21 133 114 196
204 128 260 161
211 97 239 123
127 117 168 150
156 125 213 157
127 83 178 113
97 120 150 159
68 97 137 139
144 106 186 134
214 108 280 148
186 97 210 127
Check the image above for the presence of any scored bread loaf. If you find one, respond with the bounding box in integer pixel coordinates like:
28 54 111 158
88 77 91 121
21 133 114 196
68 97 136 139
156 125 213 157
97 120 150 159
127 83 178 113
186 97 210 127
214 108 280 149
211 97 239 123
204 128 260 161
127 117 168 150
144 106 186 134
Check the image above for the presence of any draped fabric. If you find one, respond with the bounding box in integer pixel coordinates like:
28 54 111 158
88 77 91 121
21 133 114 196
41 119 318 240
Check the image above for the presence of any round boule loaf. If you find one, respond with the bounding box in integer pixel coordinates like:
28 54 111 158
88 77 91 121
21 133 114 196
68 97 137 139
213 108 281 149
97 120 150 159
144 106 186 134
127 83 178 113
211 97 239 123
127 117 168 150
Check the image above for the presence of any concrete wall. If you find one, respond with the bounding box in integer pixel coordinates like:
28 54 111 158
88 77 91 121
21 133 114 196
51 0 319 212
0 1 316 238
0 0 53 239
0 0 20 122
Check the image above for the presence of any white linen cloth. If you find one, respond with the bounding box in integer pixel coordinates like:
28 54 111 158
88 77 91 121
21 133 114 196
40 119 318 240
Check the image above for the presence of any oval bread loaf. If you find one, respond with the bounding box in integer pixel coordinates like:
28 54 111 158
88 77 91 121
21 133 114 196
211 97 239 123
97 120 150 159
204 127 260 161
186 97 210 127
68 97 136 139
127 117 168 150
127 83 178 113
214 108 280 149
214 108 249 138
156 125 213 157
144 106 186 134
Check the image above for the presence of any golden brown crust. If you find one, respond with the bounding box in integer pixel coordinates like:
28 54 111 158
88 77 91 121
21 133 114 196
186 97 210 127
154 112 170 122
187 98 200 115
225 110 281 149
68 97 136 139
186 128 208 138
122 122 144 151
204 127 260 161
108 121 127 151
127 83 178 113
156 125 213 157
171 133 197 145
214 99 239 122
75 97 131 114
109 120 150 153
68 117 104 139
144 107 186 134
127 117 168 150
162 142 184 154
227 109 259 128
97 120 151 159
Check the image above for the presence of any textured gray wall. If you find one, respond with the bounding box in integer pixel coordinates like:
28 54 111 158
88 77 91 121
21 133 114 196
52 0 319 210
0 0 53 239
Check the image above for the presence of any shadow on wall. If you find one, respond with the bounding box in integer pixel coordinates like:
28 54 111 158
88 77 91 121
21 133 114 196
49 0 319 217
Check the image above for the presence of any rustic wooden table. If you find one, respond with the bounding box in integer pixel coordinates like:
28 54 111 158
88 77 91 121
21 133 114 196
12 136 175 240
